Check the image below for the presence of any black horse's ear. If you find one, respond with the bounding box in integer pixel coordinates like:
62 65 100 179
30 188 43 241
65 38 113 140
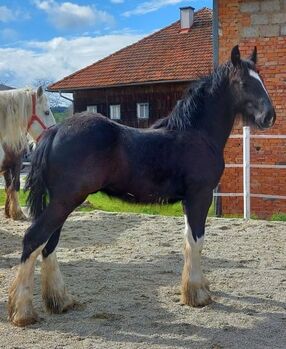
249 46 257 64
231 45 241 67
37 85 43 98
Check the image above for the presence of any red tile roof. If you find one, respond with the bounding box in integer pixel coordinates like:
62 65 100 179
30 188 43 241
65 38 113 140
49 8 212 92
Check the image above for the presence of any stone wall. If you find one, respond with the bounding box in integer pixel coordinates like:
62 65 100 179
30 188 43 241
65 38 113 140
217 0 286 218
241 0 286 37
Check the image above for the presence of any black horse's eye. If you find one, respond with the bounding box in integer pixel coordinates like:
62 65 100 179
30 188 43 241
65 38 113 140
45 111 50 116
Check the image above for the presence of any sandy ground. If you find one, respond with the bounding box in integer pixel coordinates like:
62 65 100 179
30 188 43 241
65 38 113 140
0 209 285 349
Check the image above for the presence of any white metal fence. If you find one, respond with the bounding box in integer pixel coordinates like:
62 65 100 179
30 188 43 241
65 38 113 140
213 126 286 219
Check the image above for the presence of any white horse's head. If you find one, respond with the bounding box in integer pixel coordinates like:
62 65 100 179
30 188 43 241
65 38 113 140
28 86 56 142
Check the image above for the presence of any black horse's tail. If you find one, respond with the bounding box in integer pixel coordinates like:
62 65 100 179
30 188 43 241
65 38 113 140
25 126 58 219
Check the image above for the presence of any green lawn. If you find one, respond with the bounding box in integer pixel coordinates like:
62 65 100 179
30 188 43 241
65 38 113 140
3 189 286 220
53 111 69 123
0 189 28 205
0 189 214 217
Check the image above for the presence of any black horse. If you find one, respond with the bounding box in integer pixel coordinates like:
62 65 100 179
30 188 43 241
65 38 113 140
9 46 276 326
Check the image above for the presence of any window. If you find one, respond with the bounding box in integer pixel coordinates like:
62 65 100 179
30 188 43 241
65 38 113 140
86 105 97 113
137 103 149 119
110 104 121 120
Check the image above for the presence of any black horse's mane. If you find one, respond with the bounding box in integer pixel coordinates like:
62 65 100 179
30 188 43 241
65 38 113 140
152 62 233 131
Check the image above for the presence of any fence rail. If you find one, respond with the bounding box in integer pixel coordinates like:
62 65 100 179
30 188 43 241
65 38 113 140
215 126 286 219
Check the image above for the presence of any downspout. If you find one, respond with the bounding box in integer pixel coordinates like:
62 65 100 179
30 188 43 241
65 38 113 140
59 91 74 113
212 0 221 217
59 91 74 103
212 0 219 68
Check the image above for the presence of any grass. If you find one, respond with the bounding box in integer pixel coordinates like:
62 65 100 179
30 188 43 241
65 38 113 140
270 212 286 221
0 189 286 222
53 111 69 123
2 189 286 220
0 189 215 217
0 189 28 205
85 192 185 216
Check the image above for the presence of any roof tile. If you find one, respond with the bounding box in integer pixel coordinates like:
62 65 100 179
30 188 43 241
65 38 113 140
49 8 213 91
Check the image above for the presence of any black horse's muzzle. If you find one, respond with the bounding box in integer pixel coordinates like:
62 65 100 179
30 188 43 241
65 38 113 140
250 97 276 129
256 106 276 129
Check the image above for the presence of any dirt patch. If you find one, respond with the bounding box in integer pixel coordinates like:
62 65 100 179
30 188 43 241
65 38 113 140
0 209 285 348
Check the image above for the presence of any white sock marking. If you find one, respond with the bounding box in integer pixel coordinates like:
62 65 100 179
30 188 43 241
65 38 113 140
42 251 65 294
184 215 204 284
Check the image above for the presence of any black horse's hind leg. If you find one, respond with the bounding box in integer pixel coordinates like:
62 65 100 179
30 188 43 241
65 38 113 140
181 188 213 307
41 227 78 314
8 197 86 326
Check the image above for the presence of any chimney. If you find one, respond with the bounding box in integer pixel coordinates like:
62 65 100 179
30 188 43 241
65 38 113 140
180 6 195 32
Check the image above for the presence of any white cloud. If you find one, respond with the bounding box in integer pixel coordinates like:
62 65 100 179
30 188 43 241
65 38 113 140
123 0 185 17
0 33 145 88
34 0 114 30
0 6 15 22
0 5 30 23
0 28 19 41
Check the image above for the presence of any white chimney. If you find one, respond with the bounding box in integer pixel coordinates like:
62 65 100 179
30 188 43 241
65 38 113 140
180 6 195 31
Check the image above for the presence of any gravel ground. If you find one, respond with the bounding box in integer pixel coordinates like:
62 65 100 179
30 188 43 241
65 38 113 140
0 209 285 349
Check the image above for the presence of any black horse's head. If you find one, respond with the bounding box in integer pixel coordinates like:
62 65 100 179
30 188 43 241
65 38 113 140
230 45 276 129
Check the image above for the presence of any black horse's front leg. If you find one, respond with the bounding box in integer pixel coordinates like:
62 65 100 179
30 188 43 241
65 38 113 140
181 188 213 307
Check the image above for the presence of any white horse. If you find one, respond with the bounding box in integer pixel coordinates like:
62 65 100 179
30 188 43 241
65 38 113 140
0 86 56 220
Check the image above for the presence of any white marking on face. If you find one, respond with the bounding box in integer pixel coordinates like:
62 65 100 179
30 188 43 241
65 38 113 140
248 69 269 97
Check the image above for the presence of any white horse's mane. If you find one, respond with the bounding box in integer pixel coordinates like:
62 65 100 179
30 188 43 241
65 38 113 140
0 87 34 152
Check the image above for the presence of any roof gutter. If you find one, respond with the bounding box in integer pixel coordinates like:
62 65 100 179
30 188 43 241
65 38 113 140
212 0 219 67
48 78 195 93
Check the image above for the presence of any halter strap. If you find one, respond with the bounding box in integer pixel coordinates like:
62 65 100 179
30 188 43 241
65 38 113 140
27 93 49 142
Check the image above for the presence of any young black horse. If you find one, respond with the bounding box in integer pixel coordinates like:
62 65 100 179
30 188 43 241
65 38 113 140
9 46 276 326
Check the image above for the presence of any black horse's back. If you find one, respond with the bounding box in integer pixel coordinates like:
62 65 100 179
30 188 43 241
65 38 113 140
49 114 120 163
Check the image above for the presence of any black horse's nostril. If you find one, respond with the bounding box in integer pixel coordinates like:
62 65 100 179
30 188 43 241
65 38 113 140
263 108 276 127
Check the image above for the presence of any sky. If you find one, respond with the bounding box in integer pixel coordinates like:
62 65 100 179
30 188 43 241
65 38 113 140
0 0 212 91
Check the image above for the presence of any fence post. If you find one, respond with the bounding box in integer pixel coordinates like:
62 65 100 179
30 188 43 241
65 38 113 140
214 183 222 217
243 126 250 219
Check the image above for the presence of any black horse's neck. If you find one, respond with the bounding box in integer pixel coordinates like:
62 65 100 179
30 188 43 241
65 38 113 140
161 63 237 151
195 81 236 150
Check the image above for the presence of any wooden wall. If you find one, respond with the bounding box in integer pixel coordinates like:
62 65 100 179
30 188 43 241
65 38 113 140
73 81 191 128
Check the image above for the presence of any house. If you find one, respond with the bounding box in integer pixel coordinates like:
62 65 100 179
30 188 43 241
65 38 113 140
48 7 212 128
213 0 286 218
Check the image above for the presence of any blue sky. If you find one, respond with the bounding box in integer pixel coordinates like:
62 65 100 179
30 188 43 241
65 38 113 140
0 0 212 88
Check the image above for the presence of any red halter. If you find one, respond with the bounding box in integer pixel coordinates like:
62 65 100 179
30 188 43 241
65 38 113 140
27 94 49 142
